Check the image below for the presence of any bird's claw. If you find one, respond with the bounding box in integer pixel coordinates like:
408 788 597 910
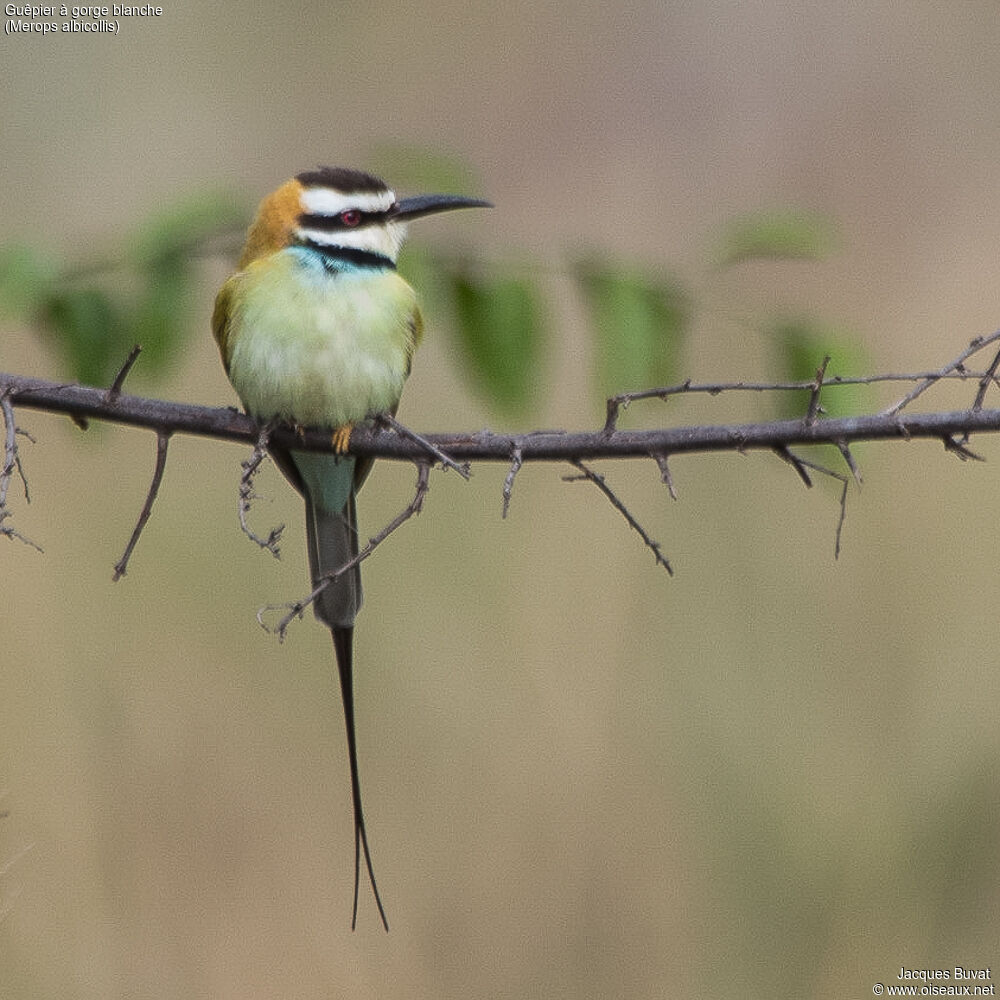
331 424 354 454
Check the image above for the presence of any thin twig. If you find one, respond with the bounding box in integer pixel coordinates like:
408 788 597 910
773 445 813 487
881 330 1000 416
13 428 36 502
0 393 42 551
112 431 170 580
1 394 16 510
805 355 831 426
238 428 284 557
958 341 1000 446
502 444 523 519
943 435 985 462
564 460 673 575
833 476 849 559
258 462 432 640
835 439 863 487
604 347 1000 431
651 452 678 499
378 413 470 479
107 345 142 400
970 342 1000 414
774 448 851 558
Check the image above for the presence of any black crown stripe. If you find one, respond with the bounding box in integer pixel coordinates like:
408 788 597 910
296 166 389 194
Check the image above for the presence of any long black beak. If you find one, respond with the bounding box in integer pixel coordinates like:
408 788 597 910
392 193 492 221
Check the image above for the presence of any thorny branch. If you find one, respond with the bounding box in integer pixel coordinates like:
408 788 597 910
772 447 851 558
564 460 674 575
257 462 432 640
7 365 1000 465
960 337 1000 447
112 431 170 580
0 392 41 551
3 329 1000 465
804 356 831 426
879 330 1000 417
108 344 142 400
7 331 1000 629
502 444 523 518
377 413 470 479
603 329 1000 431
238 426 284 557
652 453 678 499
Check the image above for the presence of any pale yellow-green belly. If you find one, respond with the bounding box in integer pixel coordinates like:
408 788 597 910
226 257 417 428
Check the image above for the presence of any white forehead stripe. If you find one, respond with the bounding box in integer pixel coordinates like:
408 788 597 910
300 186 396 216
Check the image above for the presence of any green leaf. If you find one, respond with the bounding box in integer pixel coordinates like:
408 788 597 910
716 211 838 266
42 287 130 386
573 258 688 395
770 319 870 418
5 189 245 386
123 189 245 376
0 243 58 322
447 269 543 419
130 255 193 375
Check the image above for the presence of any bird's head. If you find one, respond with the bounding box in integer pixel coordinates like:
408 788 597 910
238 166 490 268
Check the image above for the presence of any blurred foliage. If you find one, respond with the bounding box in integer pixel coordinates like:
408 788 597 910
574 257 688 398
448 267 544 420
770 318 870 419
127 190 249 373
0 156 870 423
1 190 246 386
0 242 58 322
41 287 129 387
715 209 838 266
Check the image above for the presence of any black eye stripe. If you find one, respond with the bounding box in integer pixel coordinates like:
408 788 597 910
297 210 391 231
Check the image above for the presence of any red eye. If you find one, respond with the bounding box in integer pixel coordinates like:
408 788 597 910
340 209 362 226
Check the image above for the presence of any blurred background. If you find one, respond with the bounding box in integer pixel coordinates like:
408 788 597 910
3 2 1000 997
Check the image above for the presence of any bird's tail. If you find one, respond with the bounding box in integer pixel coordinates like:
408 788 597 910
294 453 386 928
331 626 389 931
304 489 363 629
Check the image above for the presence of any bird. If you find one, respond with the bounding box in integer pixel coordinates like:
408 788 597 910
212 166 490 930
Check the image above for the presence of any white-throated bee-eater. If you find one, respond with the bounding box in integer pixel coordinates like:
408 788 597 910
212 166 489 930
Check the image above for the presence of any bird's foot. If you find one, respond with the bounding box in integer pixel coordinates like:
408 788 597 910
331 423 354 454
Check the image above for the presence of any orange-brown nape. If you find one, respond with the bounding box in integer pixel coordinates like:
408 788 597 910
237 178 305 268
